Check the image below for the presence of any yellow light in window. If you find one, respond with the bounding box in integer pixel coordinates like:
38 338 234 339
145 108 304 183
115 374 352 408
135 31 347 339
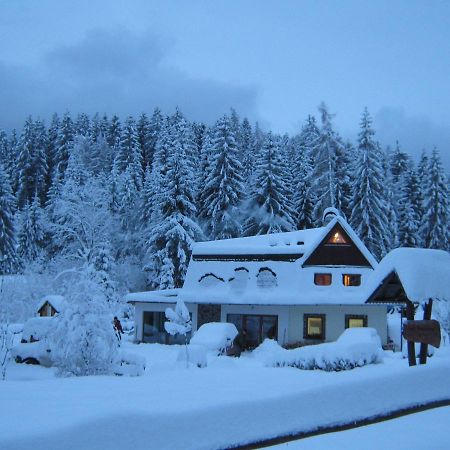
308 318 322 335
328 231 347 244
348 318 364 328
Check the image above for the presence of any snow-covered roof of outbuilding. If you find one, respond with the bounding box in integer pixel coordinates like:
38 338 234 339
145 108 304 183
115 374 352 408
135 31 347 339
126 288 181 304
365 248 450 304
36 295 66 313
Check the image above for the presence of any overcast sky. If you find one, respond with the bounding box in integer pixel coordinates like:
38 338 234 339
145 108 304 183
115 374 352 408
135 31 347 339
0 0 449 167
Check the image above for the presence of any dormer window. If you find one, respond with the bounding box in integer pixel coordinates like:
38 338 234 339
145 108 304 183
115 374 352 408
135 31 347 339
343 274 361 286
314 273 332 286
327 231 348 244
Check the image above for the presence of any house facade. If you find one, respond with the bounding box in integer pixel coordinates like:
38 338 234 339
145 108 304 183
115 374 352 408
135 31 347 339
128 212 390 347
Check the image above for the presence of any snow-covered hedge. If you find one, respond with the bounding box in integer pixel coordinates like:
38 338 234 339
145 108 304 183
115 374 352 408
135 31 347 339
254 328 383 371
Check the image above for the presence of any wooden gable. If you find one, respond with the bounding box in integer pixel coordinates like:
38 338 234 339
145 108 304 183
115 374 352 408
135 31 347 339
365 271 409 304
302 223 373 267
38 301 57 317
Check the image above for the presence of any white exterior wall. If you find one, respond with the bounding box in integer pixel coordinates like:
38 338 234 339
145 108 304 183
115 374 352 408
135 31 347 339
287 304 388 345
133 302 198 342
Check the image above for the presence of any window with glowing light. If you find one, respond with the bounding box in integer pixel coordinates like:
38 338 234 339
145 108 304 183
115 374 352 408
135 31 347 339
342 274 361 286
304 314 325 340
345 315 368 328
327 231 348 244
314 273 332 286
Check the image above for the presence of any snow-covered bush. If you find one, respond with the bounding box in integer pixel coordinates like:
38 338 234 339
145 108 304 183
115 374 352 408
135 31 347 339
190 322 238 354
254 328 383 372
49 273 119 377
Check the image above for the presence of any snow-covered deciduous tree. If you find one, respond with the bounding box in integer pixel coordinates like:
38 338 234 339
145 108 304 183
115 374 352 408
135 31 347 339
421 149 450 250
164 298 192 337
50 271 119 377
165 298 192 367
350 108 390 260
200 115 245 239
244 132 295 235
0 163 18 274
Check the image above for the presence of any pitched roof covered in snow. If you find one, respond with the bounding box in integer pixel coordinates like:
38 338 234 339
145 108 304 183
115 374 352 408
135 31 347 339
365 248 450 304
36 295 66 313
177 216 376 306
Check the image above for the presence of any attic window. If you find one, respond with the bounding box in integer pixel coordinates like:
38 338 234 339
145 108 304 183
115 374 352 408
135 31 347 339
314 273 332 286
296 241 304 246
343 274 361 286
327 231 348 245
198 273 225 287
256 267 277 288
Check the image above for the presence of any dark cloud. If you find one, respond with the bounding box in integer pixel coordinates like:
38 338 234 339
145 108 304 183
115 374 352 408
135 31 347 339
374 107 450 170
0 28 259 129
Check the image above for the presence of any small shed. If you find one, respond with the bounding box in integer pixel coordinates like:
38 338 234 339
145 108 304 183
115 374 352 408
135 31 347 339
36 295 66 317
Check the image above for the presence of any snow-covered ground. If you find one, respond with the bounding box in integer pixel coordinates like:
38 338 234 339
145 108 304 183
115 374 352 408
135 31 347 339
271 406 450 450
1 340 449 450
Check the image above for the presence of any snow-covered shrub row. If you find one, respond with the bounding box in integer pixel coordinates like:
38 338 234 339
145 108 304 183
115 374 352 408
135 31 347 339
254 328 383 372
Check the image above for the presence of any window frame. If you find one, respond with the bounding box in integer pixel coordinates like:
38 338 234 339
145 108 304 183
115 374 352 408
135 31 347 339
345 314 368 329
303 314 326 340
342 274 362 287
314 273 332 286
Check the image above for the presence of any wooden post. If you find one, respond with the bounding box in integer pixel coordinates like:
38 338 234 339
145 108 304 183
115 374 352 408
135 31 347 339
406 300 416 366
419 299 433 365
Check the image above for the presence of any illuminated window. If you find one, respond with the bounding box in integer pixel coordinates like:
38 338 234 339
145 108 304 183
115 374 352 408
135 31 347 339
327 231 348 244
342 274 361 286
345 315 368 328
304 314 325 340
314 273 332 286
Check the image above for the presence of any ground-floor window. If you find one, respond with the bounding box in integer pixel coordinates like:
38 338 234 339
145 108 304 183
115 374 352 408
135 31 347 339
345 314 368 329
143 311 191 344
226 314 278 349
303 314 326 340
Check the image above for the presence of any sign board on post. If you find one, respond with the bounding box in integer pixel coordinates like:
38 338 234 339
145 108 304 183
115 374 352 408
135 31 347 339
403 320 441 349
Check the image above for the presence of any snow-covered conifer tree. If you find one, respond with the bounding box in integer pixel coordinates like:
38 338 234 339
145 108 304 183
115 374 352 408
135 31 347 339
200 115 245 239
311 103 344 223
244 132 295 235
54 112 74 181
145 121 203 289
16 117 35 208
115 116 143 189
107 115 121 150
350 108 389 260
421 149 450 250
0 164 18 274
17 195 46 263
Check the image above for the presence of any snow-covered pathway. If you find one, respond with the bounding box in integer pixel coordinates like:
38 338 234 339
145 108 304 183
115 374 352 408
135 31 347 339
1 345 449 450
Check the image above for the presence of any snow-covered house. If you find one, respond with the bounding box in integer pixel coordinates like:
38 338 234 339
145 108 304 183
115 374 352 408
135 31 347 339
36 295 66 317
128 212 390 347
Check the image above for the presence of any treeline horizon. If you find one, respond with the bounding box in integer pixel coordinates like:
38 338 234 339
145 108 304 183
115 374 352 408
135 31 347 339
0 103 448 300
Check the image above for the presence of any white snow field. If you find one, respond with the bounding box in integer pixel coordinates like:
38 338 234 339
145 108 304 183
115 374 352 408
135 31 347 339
1 342 449 450
270 406 450 450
